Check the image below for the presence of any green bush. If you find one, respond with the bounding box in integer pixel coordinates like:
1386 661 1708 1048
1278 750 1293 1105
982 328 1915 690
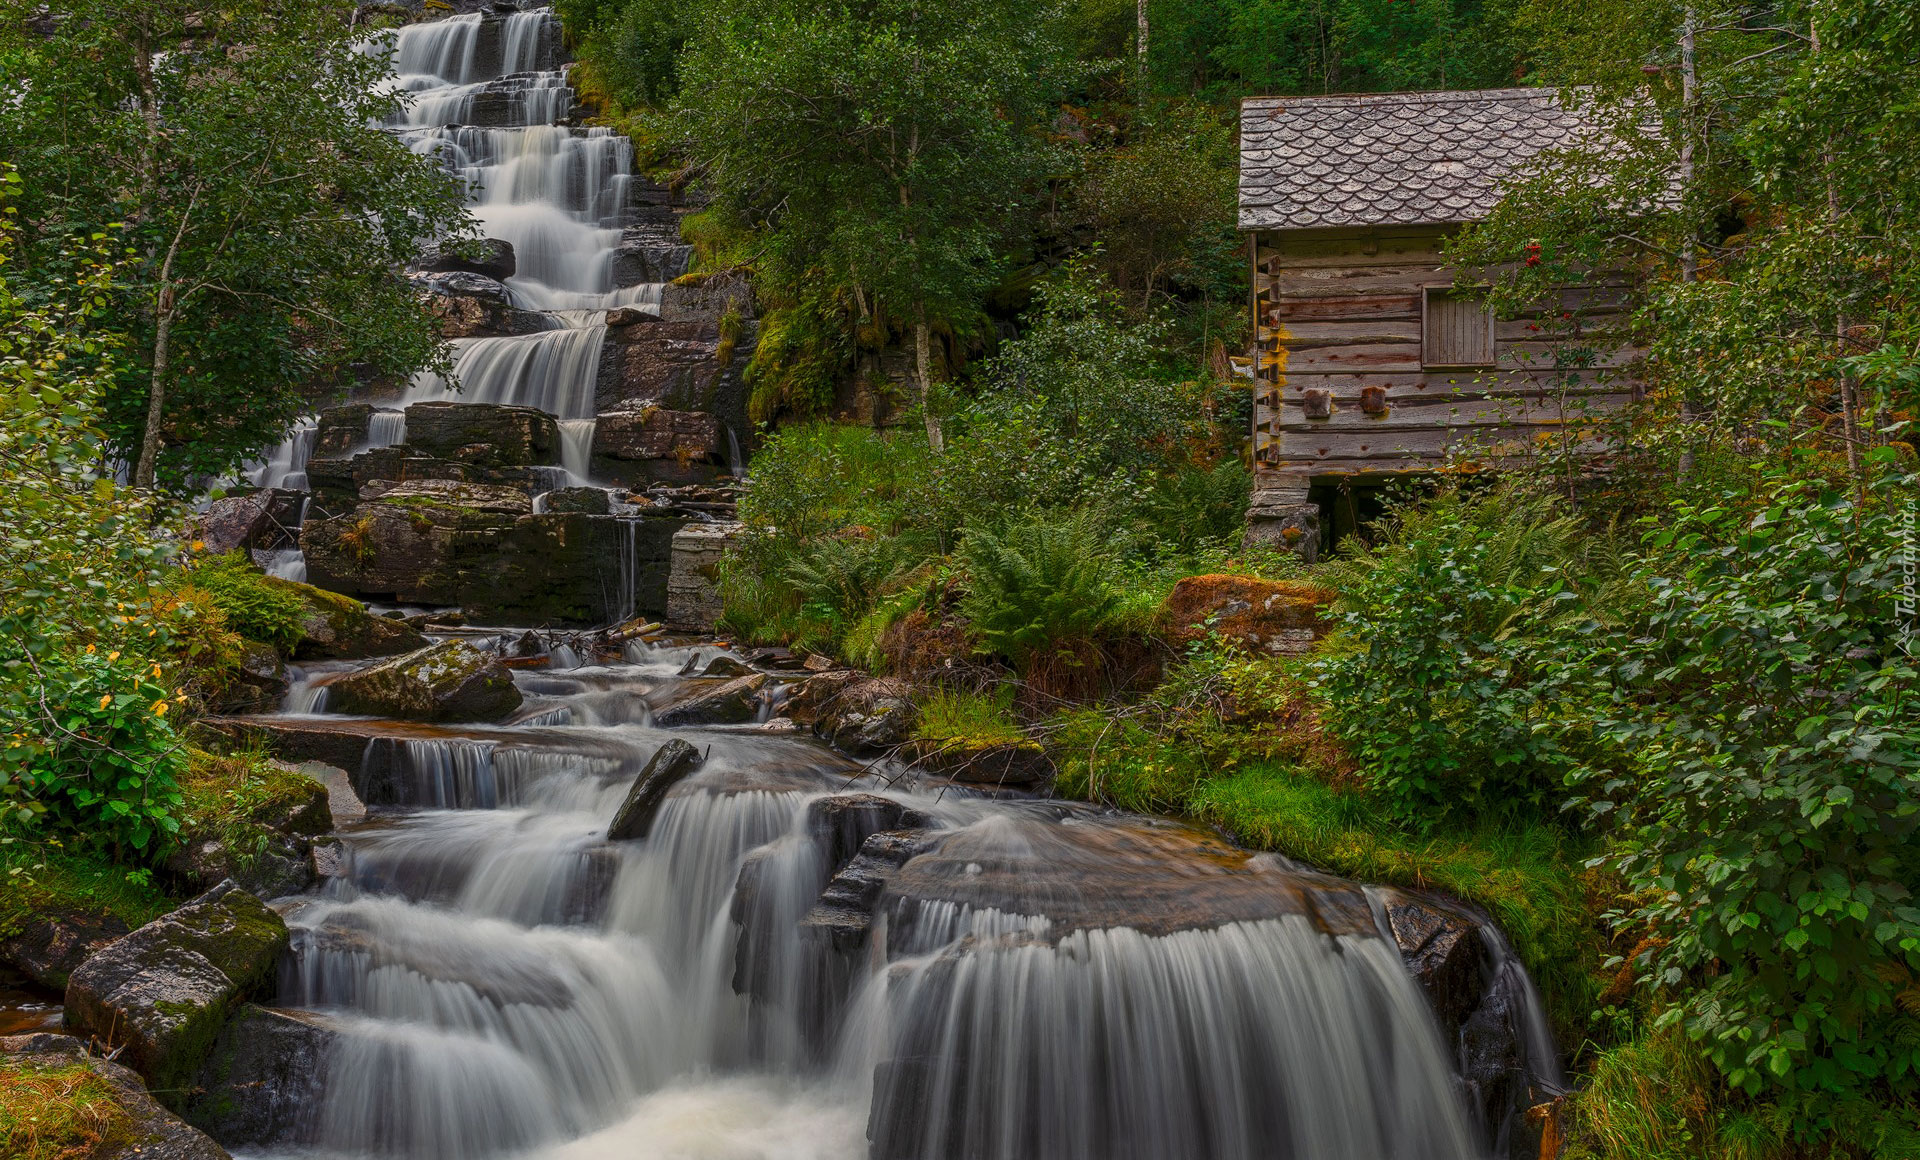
958 507 1126 667
785 535 915 649
1136 457 1251 554
1310 482 1630 826
1563 472 1920 1113
186 553 307 653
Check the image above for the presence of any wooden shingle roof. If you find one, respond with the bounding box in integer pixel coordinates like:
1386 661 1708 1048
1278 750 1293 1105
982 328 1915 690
1238 88 1604 232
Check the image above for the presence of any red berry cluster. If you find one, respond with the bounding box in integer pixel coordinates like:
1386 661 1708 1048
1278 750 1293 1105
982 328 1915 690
1523 240 1543 268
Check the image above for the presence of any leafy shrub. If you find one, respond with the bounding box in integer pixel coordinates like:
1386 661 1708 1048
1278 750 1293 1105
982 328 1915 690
958 507 1125 667
1565 473 1920 1112
785 535 915 649
185 553 307 653
6 650 186 855
1310 482 1630 826
1137 458 1251 554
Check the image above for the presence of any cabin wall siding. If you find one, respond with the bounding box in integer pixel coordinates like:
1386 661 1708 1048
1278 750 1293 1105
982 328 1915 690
1250 225 1635 480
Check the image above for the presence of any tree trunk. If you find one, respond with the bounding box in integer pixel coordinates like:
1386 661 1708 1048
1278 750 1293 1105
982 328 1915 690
1136 0 1149 99
134 286 174 490
914 303 943 455
1675 9 1701 480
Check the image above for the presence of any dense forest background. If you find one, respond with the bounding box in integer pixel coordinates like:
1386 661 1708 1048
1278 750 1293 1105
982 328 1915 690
2 0 1917 1157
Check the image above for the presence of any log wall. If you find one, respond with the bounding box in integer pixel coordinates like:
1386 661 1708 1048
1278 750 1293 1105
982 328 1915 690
1249 225 1636 480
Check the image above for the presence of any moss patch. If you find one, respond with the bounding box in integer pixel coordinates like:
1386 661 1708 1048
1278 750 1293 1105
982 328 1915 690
0 1060 134 1160
174 748 328 879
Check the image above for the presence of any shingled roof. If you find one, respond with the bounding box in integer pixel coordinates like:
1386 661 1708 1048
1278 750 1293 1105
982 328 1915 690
1239 88 1604 232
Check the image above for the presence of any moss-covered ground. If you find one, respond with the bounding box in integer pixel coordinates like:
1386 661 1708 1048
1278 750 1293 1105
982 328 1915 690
0 1059 134 1160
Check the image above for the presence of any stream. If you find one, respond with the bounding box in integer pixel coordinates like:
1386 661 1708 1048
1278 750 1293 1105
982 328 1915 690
246 636 1540 1160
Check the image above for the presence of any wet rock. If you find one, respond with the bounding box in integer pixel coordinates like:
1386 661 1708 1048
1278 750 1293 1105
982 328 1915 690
402 401 559 469
660 271 753 324
1 1032 231 1160
784 673 915 755
190 490 304 556
200 717 387 775
540 486 611 514
415 270 552 339
609 224 692 286
605 304 661 328
1159 574 1337 657
184 1005 334 1150
315 403 375 457
651 674 767 727
413 236 516 281
166 770 332 899
0 908 131 991
64 882 288 1103
1384 895 1489 1040
325 640 524 722
806 795 932 873
607 739 704 841
800 830 941 954
504 630 549 659
698 654 754 678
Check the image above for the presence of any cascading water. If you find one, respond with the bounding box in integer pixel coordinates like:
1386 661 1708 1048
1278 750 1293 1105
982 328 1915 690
246 633 1551 1160
248 6 664 496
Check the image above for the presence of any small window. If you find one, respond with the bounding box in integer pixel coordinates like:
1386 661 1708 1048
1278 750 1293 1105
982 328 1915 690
1423 287 1495 369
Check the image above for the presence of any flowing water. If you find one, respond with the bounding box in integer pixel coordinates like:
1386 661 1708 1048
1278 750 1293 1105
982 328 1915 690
246 5 673 523
245 637 1543 1160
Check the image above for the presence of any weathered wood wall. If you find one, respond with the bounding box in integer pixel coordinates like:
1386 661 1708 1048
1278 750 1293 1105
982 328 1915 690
1250 225 1636 480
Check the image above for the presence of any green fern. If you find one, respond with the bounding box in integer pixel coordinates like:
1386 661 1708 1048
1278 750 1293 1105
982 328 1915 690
958 508 1124 666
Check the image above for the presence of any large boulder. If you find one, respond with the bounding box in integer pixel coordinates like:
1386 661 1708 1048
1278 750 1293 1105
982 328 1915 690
1158 574 1337 656
606 739 705 841
301 482 529 605
401 401 559 469
205 640 290 715
266 576 427 661
64 883 288 1103
650 674 768 727
184 1005 335 1149
590 407 724 484
414 270 552 339
189 490 303 555
1 1032 231 1160
324 640 523 722
166 768 333 899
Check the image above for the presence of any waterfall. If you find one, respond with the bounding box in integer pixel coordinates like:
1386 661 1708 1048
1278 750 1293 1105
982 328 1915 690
249 416 317 490
557 419 596 481
366 410 409 450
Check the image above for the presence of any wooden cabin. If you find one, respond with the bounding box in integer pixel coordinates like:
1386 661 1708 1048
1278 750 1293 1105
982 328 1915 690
1238 88 1635 558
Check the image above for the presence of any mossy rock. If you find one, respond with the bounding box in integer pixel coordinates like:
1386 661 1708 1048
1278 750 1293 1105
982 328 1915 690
260 575 427 661
63 883 289 1108
324 640 523 722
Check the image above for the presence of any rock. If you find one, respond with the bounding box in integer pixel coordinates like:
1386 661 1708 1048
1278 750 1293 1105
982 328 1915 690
1158 574 1337 656
268 577 428 661
1 908 131 991
805 794 931 872
412 236 516 280
1 1032 231 1160
325 641 524 722
607 739 704 841
198 718 389 776
907 738 1054 790
667 522 742 631
799 830 940 954
698 654 754 678
504 630 549 659
414 270 552 339
783 673 915 755
64 882 288 1102
590 407 724 484
609 223 693 286
605 305 661 328
650 674 767 727
401 401 559 470
183 1005 334 1149
314 403 374 457
540 486 611 515
207 640 289 715
1382 894 1490 1040
166 770 332 899
660 271 753 324
189 490 303 556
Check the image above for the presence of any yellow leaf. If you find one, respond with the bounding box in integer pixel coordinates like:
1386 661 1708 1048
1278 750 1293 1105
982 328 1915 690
107 650 119 662
99 695 111 709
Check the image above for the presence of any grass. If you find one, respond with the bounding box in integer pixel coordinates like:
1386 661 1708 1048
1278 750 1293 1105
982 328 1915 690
0 1060 134 1160
913 687 1026 748
0 842 173 946
173 748 326 868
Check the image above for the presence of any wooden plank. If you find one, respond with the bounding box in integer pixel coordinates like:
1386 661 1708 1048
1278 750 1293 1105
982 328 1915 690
1283 343 1425 374
1272 320 1422 346
1275 392 1634 430
1271 294 1421 323
1275 269 1454 298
